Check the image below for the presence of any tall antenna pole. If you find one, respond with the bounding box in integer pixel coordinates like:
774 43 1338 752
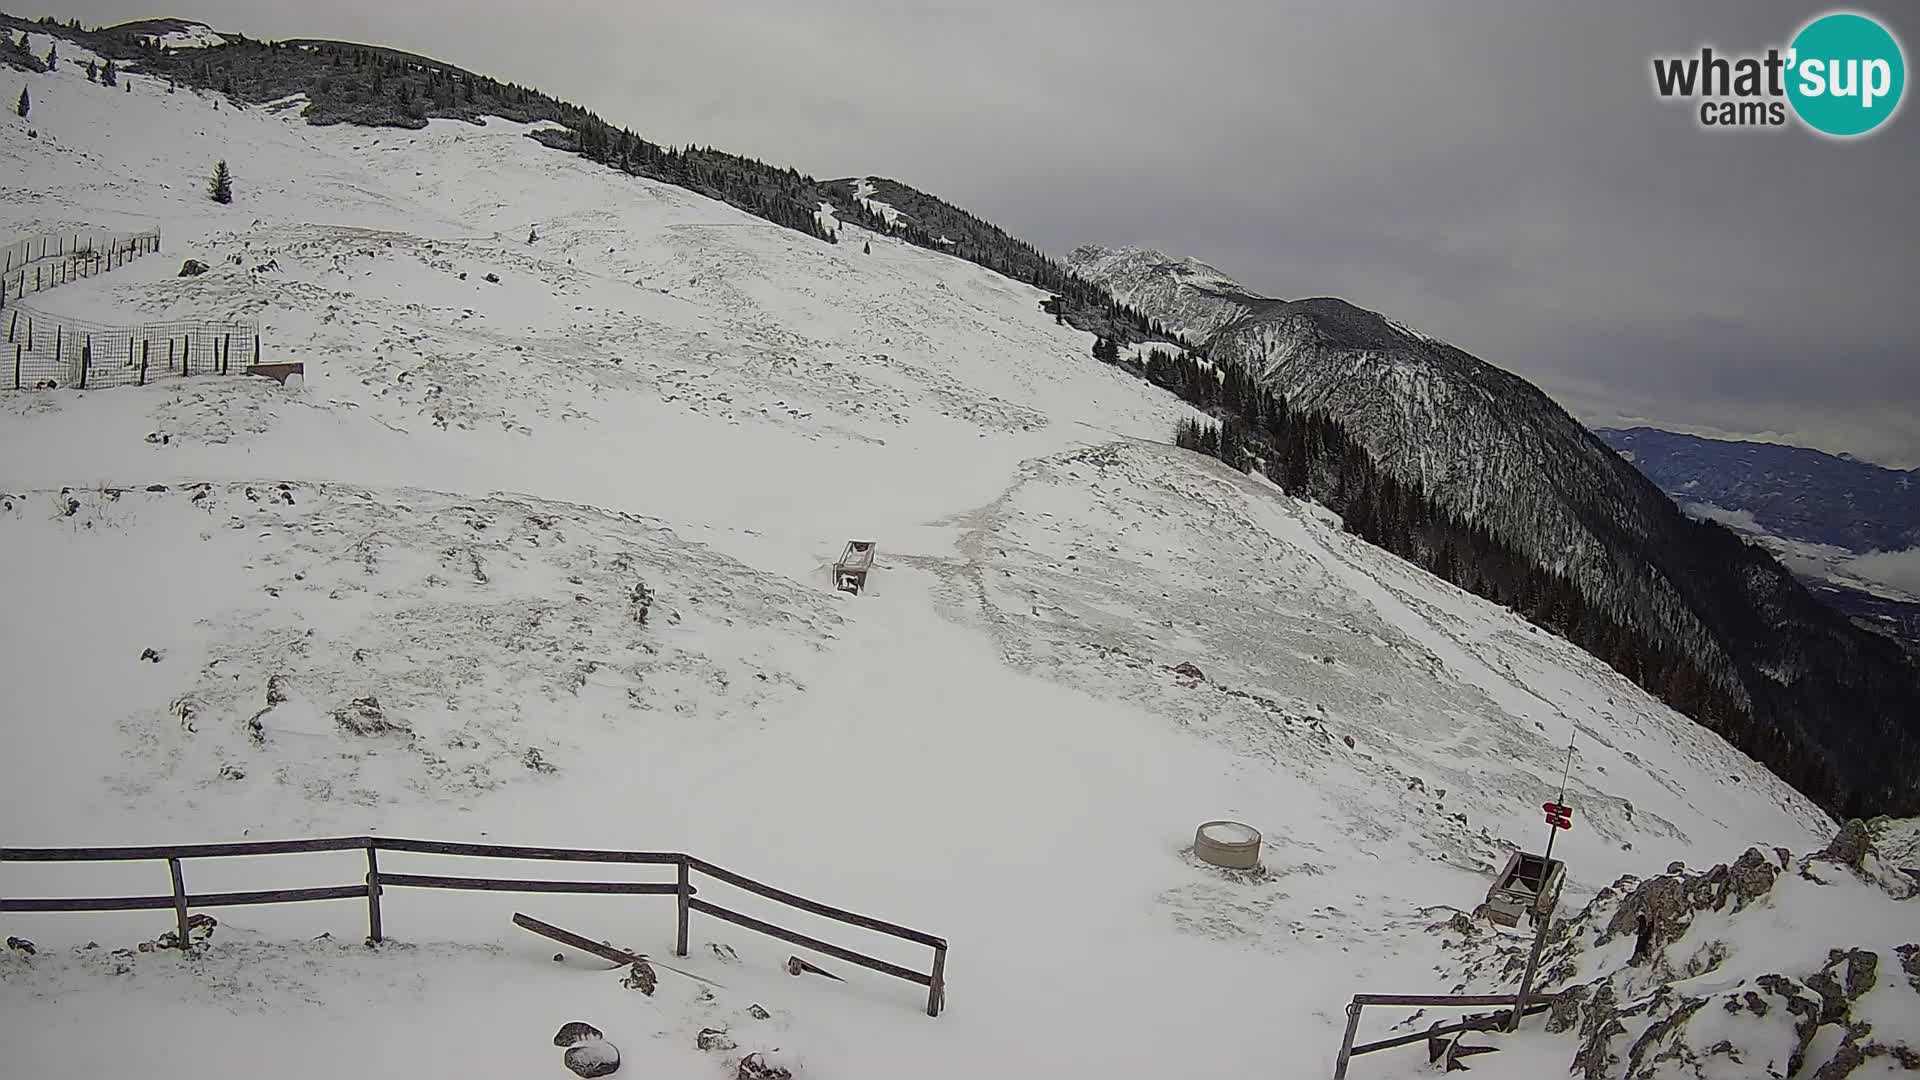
1543 734 1574 864
1512 732 1576 1033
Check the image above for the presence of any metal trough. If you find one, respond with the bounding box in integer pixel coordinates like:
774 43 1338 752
1483 851 1565 928
834 541 876 594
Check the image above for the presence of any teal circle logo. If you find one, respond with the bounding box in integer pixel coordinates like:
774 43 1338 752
1787 12 1905 136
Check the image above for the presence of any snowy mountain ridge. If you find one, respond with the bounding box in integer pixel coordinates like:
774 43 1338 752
1066 243 1261 343
1067 245 1920 822
0 18 1906 1080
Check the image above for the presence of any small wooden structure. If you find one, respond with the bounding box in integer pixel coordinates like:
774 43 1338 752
834 540 876 595
245 361 304 386
1483 851 1565 929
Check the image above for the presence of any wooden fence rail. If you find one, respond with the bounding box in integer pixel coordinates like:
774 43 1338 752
1331 991 1556 1078
0 835 947 1016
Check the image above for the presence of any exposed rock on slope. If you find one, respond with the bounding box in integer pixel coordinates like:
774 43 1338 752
1439 819 1920 1078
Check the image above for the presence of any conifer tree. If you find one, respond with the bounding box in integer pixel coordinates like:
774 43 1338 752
102 58 117 87
86 59 97 82
209 159 233 204
15 84 28 119
45 41 57 70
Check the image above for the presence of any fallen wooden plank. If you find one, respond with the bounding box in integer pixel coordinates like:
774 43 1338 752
512 912 725 988
788 954 844 982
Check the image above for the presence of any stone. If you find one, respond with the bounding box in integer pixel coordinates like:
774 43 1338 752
1816 820 1874 871
564 1039 620 1077
747 1004 771 1021
736 1054 792 1080
1897 944 1920 993
334 696 403 736
178 259 209 277
139 647 163 663
696 1027 737 1052
620 959 656 995
1171 661 1206 682
553 1022 603 1047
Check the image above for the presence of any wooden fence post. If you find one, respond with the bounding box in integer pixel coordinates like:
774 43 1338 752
675 857 690 958
53 324 61 364
365 842 384 944
139 340 149 386
1332 1001 1363 1079
80 338 90 389
223 333 232 375
13 343 20 391
253 334 260 366
927 944 947 1017
167 857 191 953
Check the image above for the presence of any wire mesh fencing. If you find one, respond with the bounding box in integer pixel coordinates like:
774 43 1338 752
0 229 164 311
5 307 261 391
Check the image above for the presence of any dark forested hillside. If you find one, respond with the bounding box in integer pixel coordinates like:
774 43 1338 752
1136 340 1918 820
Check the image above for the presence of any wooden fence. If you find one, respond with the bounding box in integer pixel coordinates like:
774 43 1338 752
1330 992 1554 1078
0 835 948 1017
6 307 261 391
0 229 162 310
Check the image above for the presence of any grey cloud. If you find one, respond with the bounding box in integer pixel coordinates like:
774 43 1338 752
31 0 1919 463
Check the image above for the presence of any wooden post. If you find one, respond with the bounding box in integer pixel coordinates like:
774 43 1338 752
365 843 384 944
13 343 20 391
1507 877 1564 1032
675 857 690 958
223 333 232 374
139 340 149 386
167 338 176 373
53 324 61 362
927 944 947 1018
80 338 90 389
253 334 261 366
7 311 14 343
1332 1000 1363 1079
167 857 192 953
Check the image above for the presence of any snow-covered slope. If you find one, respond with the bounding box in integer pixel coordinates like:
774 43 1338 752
0 37 1877 1080
1066 246 1920 823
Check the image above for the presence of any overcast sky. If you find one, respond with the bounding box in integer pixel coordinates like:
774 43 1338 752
28 1 1920 465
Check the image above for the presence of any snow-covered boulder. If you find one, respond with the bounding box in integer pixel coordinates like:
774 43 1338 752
564 1039 620 1077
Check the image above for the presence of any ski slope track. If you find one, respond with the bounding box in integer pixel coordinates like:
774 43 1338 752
0 33 1898 1080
